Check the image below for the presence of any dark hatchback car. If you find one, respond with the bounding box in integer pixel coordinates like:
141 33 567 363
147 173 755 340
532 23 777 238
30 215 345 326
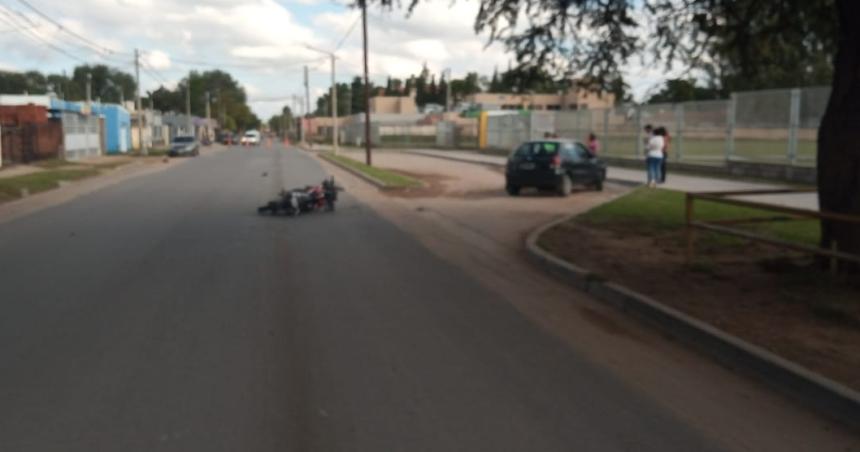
505 139 606 196
168 136 200 157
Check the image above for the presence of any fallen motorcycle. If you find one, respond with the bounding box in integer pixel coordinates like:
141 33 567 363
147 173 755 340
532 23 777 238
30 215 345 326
257 177 341 216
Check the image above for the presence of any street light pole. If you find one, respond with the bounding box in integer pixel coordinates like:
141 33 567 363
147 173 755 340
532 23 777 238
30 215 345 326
361 0 372 166
186 71 192 136
205 90 211 141
305 44 339 155
134 48 147 155
85 73 92 108
444 68 452 113
330 54 338 155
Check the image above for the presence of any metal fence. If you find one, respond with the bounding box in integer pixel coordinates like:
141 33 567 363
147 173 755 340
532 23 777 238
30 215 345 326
487 86 830 166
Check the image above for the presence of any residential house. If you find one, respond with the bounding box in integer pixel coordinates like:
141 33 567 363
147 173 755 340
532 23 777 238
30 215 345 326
50 98 102 160
90 103 131 154
467 84 615 111
369 90 418 114
0 102 63 163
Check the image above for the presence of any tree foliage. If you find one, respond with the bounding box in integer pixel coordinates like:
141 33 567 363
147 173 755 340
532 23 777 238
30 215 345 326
268 105 294 136
0 65 134 103
646 79 720 104
149 70 260 131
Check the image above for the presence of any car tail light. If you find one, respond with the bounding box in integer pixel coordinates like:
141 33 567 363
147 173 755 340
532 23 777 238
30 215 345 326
551 154 562 168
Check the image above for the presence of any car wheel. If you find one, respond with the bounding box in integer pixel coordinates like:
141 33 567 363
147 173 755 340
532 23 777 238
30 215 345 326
506 183 520 196
594 178 604 191
556 175 572 197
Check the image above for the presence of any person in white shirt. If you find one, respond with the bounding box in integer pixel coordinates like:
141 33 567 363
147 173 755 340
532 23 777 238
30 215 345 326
645 128 665 187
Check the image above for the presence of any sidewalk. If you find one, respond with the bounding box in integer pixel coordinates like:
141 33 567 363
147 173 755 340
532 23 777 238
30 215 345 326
406 149 819 210
0 164 44 179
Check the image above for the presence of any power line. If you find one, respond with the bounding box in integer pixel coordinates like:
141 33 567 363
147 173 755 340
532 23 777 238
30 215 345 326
335 13 361 51
15 0 127 56
0 8 86 63
140 61 170 85
146 52 327 71
0 5 131 66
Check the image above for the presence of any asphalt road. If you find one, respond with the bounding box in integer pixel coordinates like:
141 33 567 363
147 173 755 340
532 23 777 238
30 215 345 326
0 145 727 451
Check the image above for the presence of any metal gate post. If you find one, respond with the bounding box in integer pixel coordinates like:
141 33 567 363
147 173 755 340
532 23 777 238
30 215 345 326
788 88 801 165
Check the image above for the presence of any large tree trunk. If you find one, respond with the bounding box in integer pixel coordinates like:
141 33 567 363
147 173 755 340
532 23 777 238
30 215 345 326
817 0 860 271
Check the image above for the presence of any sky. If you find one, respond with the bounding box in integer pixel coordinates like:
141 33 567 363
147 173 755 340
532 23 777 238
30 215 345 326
0 0 683 119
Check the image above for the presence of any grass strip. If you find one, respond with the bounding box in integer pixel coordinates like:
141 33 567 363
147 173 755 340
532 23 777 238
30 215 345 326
0 168 100 203
321 152 422 188
579 187 820 246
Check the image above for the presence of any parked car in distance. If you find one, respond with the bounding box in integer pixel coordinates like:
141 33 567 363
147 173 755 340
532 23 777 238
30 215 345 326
241 130 261 146
505 139 606 196
168 136 200 157
218 131 237 145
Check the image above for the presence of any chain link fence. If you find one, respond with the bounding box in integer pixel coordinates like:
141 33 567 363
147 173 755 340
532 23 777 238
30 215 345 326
308 86 829 166
483 86 829 166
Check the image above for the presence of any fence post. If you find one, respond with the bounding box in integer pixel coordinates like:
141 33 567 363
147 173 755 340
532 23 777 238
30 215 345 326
675 103 684 162
685 193 696 263
788 88 801 165
725 93 737 161
603 109 610 155
635 106 642 158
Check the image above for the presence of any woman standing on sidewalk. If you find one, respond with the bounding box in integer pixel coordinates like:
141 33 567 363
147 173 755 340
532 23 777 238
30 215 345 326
645 128 665 187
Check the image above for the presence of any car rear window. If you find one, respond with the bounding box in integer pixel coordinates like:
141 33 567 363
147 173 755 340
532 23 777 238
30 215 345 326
537 142 558 154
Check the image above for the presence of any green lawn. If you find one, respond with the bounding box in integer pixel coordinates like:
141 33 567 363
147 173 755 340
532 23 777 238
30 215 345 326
580 188 820 246
0 168 101 203
320 153 422 188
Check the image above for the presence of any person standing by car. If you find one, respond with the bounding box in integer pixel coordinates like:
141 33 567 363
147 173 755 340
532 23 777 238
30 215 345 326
645 128 665 188
587 132 600 156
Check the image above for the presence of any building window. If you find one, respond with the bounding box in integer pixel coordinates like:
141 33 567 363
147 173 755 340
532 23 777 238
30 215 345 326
546 105 561 110
568 104 578 110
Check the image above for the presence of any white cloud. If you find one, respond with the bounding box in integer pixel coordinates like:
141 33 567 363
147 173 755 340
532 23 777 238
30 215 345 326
0 0 691 118
143 50 171 70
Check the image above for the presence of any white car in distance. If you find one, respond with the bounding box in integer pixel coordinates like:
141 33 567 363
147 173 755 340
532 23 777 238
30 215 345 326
240 130 261 146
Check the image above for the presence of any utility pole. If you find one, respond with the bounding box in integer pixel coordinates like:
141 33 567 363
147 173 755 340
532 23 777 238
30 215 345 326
304 66 310 117
134 48 147 155
330 54 338 154
205 90 211 142
444 68 452 112
361 0 372 165
186 71 192 136
303 66 310 145
85 73 92 109
305 45 339 155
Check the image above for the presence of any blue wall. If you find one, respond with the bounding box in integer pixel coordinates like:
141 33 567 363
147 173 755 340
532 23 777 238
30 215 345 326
90 104 131 154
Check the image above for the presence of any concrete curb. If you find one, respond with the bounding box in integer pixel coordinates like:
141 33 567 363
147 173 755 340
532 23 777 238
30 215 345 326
315 152 390 190
526 213 860 431
403 150 642 188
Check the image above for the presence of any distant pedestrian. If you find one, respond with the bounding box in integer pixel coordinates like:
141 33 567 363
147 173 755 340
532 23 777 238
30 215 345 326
646 127 665 188
587 133 600 156
642 124 654 149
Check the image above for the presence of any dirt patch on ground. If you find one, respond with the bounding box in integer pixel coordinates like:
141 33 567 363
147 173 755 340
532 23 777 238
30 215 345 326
380 170 450 198
539 220 860 391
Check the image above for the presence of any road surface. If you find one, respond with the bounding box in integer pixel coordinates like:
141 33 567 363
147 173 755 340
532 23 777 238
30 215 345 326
0 145 853 451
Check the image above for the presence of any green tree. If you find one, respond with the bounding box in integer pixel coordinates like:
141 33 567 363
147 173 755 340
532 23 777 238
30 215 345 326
646 79 721 104
72 65 135 104
608 76 632 106
268 105 294 137
148 70 259 131
450 72 482 104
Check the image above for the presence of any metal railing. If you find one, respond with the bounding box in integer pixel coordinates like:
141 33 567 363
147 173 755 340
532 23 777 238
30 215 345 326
685 189 860 269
